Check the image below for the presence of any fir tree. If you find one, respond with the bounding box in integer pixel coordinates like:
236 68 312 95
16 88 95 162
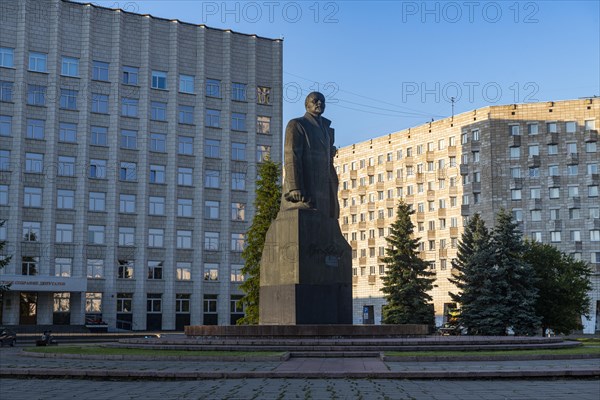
448 214 501 335
491 208 540 335
381 201 435 326
524 241 592 335
0 220 11 293
237 157 281 325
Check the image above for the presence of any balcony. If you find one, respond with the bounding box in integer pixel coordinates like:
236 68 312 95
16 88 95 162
416 212 425 222
350 205 358 214
368 275 377 285
549 220 562 230
376 182 385 191
350 240 358 249
439 248 448 258
449 186 458 195
568 197 581 209
386 199 396 209
386 161 394 171
529 198 542 210
340 189 350 199
461 204 470 216
352 276 358 285
450 227 459 237
404 156 414 165
472 182 482 192
567 153 579 165
470 140 481 151
416 172 425 183
547 175 561 186
426 151 435 162
528 155 540 167
367 166 375 176
447 145 457 156
395 177 403 187
587 219 600 230
341 224 349 232
367 202 376 211
509 135 521 147
438 208 446 217
427 230 436 240
437 169 446 179
546 132 559 145
358 221 367 230
586 173 599 185
368 238 376 247
350 170 357 179
584 129 598 142
575 241 583 251
376 219 386 228
459 164 469 175
359 257 367 266
427 190 436 199
358 185 367 195
510 178 524 189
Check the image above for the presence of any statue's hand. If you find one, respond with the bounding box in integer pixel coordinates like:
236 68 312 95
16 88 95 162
286 190 305 203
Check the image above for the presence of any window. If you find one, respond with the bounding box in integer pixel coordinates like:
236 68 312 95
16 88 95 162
178 167 193 186
119 162 137 181
25 153 43 173
232 172 246 191
232 82 247 101
89 192 106 211
56 223 73 243
509 147 520 158
568 186 579 198
176 263 192 281
548 165 559 176
587 142 597 153
531 210 541 221
206 79 221 97
567 142 578 155
257 116 271 134
92 60 109 81
231 265 244 282
57 189 74 209
590 186 599 197
90 159 106 179
204 201 220 219
88 225 105 244
150 133 166 152
0 150 10 171
91 93 108 113
570 230 582 242
567 165 579 176
25 119 45 141
178 136 193 155
23 221 41 241
231 113 246 131
257 145 271 162
549 187 560 199
205 109 220 127
149 165 165 184
529 167 540 178
116 293 133 313
121 98 138 117
231 142 246 161
591 230 600 242
528 123 538 135
175 294 191 314
550 231 561 242
531 231 542 242
257 86 271 104
179 74 194 93
58 156 75 176
149 196 165 215
232 202 245 221
87 260 104 279
177 230 192 249
60 89 77 110
147 261 163 280
461 133 468 144
0 115 11 136
58 122 76 142
547 122 557 133
569 208 580 220
550 209 560 220
179 105 194 124
205 139 221 158
205 169 220 188
118 260 134 279
0 81 13 102
547 144 558 155
0 47 14 67
590 207 600 219
177 198 193 217
585 120 596 131
120 129 137 149
22 256 38 276
510 167 521 178
566 121 577 133
151 70 167 89
588 164 598 175
204 232 219 251
122 66 139 85
528 145 539 156
472 129 480 140
148 228 164 247
27 84 46 106
231 233 245 252
150 101 167 121
61 56 79 76
117 227 134 246
23 187 42 207
530 187 541 199
29 52 47 72
120 194 136 213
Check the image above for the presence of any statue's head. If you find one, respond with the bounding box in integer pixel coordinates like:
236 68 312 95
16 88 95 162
305 92 326 117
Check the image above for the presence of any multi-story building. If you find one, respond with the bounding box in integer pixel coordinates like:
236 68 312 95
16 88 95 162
0 0 282 331
335 99 599 333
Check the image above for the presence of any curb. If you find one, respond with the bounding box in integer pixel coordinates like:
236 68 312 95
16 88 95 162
19 350 291 362
1 368 599 380
382 353 600 362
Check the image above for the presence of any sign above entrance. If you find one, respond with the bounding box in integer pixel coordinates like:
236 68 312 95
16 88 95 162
0 275 87 292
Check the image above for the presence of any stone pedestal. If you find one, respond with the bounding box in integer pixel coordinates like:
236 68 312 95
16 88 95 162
259 209 352 325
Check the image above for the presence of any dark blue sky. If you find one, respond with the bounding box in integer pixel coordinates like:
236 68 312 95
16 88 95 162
86 1 600 146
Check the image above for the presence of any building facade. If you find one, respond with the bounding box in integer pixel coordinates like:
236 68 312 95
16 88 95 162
334 99 599 333
0 0 283 330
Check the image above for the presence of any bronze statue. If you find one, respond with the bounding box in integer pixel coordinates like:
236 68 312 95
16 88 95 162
281 92 339 219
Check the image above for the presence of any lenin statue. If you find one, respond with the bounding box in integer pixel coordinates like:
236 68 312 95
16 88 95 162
259 92 353 325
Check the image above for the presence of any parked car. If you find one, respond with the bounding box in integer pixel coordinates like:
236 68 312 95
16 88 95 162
0 327 16 347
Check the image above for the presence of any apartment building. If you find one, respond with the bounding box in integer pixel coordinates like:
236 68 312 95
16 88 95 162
334 99 599 333
0 0 282 330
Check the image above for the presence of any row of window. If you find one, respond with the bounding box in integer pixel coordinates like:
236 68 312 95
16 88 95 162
17 256 245 283
511 186 599 200
508 120 596 136
508 142 597 158
15 222 246 250
0 48 272 104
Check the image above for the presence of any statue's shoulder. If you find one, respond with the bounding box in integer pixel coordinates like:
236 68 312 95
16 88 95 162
286 116 309 130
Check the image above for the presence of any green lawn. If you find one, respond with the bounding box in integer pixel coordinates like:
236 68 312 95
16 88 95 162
25 346 286 357
385 345 600 358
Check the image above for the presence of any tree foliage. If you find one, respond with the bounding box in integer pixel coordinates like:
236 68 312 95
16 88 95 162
524 241 592 335
381 201 435 326
237 158 281 325
0 220 11 293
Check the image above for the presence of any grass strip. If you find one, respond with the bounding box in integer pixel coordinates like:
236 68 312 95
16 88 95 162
25 346 285 357
385 346 600 357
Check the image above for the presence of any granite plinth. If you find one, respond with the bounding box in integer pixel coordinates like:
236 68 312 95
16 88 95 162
259 208 352 325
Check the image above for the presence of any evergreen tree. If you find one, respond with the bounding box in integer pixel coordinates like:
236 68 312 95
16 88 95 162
491 208 540 335
237 157 281 325
524 241 592 335
381 201 435 326
448 214 502 335
0 220 11 293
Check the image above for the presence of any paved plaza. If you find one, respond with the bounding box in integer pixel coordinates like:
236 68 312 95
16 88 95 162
1 378 599 399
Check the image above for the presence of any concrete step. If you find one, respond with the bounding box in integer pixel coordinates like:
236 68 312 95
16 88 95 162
289 351 380 358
